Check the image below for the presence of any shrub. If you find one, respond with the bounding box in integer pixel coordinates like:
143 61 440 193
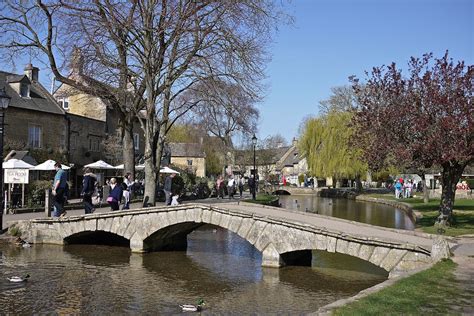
8 225 21 237
28 180 52 206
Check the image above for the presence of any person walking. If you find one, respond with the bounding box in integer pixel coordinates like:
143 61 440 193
394 180 403 199
107 178 122 211
52 162 68 217
164 173 176 205
123 173 134 201
121 181 130 210
238 176 244 198
81 167 97 214
227 176 235 199
216 176 224 199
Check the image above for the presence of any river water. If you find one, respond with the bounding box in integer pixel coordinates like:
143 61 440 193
0 196 412 314
279 195 415 230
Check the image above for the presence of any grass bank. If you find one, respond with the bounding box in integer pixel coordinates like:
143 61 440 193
334 259 466 315
243 194 279 206
365 193 474 237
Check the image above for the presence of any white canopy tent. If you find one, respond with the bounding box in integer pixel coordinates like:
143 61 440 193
2 159 34 169
32 159 70 170
114 164 124 170
160 166 180 174
84 160 115 170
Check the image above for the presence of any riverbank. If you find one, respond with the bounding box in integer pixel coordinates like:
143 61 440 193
362 193 474 237
315 191 474 315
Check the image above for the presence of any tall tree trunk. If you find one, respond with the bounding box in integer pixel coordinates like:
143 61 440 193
439 162 465 219
355 174 362 193
421 174 429 203
122 116 135 179
143 120 158 207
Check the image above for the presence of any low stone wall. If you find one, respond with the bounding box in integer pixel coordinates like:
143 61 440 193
317 188 358 199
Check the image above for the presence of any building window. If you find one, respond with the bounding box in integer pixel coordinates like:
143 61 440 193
57 97 69 110
20 83 29 97
70 132 78 150
133 133 139 151
89 136 100 152
28 125 42 148
187 159 193 166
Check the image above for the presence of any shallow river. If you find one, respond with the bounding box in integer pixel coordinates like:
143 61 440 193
1 196 409 314
279 195 415 230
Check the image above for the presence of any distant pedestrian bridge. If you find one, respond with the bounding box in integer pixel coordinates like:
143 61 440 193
265 186 316 195
15 203 449 277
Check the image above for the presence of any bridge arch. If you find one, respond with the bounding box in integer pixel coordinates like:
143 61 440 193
64 230 130 247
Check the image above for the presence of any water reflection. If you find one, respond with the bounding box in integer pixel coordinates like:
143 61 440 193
280 195 415 230
0 226 387 314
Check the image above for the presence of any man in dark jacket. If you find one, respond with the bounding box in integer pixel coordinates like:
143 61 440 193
81 167 97 214
164 173 176 205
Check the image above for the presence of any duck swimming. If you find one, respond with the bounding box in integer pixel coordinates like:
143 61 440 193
7 274 30 283
180 299 205 312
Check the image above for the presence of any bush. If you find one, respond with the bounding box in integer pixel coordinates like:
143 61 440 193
28 180 52 206
8 225 21 237
298 174 305 185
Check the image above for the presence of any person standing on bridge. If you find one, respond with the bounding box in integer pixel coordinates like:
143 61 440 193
107 178 123 211
81 167 97 214
52 162 68 217
164 173 176 205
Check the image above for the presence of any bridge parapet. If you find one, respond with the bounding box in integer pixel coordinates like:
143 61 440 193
14 203 449 277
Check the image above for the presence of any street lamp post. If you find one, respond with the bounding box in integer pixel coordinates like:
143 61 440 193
252 134 257 200
0 87 11 231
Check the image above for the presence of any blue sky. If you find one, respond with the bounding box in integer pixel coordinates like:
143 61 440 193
258 0 473 142
1 0 472 145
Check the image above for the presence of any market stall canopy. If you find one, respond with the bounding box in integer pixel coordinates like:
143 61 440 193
2 159 34 169
160 166 180 174
84 160 115 170
32 159 70 170
114 164 146 170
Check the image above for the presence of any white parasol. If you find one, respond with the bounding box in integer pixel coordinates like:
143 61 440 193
84 160 115 170
2 159 34 169
31 159 70 170
160 166 180 174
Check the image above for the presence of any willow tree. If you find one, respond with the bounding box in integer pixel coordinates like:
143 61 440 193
299 110 367 188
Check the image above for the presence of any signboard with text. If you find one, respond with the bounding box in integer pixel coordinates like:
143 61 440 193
4 169 29 184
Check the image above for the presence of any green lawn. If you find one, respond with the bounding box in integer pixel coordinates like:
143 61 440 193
334 259 467 315
365 194 474 236
243 194 279 206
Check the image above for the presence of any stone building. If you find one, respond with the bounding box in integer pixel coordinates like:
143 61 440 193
169 143 206 177
0 65 67 160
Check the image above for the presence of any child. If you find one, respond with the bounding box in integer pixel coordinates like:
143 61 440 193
171 194 179 206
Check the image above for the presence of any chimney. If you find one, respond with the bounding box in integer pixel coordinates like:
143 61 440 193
292 137 298 147
70 47 84 76
24 63 39 82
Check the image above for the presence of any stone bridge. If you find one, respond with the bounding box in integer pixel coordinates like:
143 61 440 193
264 186 316 195
14 203 450 278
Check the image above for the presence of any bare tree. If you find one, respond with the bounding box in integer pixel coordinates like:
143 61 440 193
0 0 143 178
1 0 286 206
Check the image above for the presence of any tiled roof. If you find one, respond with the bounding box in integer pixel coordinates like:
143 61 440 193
234 146 291 165
169 142 205 158
0 71 65 115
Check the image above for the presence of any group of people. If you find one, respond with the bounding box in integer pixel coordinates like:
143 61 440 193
215 175 254 199
394 178 421 199
50 163 139 217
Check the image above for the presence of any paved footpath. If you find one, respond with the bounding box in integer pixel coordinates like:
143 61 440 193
218 202 434 249
449 236 474 315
